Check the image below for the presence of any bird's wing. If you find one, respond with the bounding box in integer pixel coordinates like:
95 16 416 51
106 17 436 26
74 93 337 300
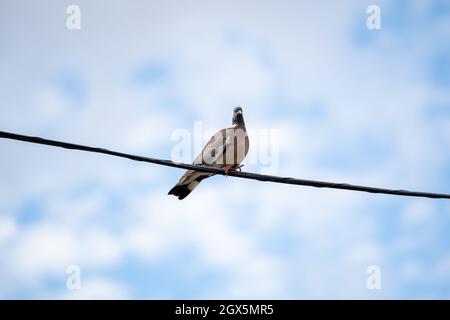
173 128 230 189
193 128 232 166
168 127 245 200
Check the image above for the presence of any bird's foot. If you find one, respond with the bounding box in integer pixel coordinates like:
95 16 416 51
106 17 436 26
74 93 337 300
223 164 244 176
222 165 234 176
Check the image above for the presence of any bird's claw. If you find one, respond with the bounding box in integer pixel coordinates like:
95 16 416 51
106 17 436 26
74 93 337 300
223 164 244 176
223 165 233 176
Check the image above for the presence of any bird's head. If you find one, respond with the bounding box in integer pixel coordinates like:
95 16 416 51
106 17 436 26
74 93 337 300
232 106 245 126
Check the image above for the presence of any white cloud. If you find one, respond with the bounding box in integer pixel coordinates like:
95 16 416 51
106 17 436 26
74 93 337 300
0 216 17 243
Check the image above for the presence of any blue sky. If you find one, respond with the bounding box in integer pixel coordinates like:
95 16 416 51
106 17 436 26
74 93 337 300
0 0 450 299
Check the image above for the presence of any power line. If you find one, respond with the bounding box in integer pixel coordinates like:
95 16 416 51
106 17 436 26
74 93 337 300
1 130 449 200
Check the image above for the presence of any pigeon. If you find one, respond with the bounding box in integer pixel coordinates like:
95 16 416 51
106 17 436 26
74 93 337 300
168 107 249 200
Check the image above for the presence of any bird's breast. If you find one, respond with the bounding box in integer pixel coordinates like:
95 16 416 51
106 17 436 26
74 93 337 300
221 127 249 166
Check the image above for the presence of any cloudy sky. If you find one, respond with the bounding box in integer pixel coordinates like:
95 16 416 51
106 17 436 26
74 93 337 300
0 0 450 299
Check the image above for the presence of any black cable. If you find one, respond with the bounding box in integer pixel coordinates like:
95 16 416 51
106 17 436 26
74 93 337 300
1 130 449 199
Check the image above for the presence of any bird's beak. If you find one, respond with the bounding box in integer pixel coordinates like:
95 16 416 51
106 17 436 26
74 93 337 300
237 110 243 115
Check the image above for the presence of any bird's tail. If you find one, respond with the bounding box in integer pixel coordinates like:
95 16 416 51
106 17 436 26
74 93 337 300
168 171 213 200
